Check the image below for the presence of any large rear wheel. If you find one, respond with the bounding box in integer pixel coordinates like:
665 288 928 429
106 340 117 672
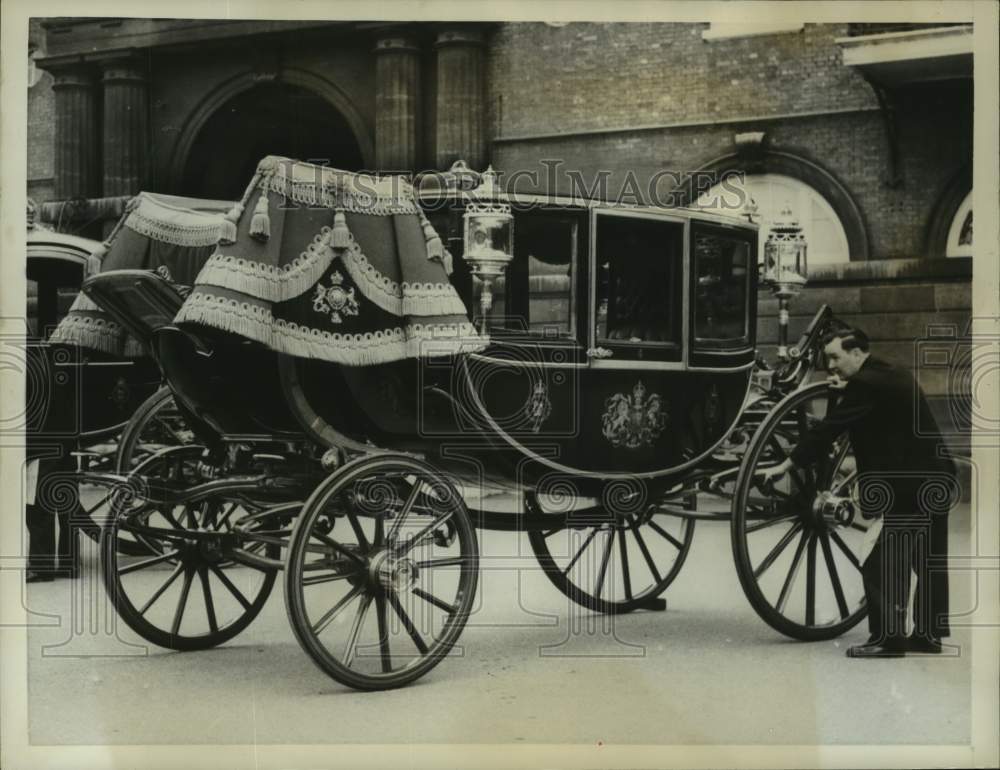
731 382 870 641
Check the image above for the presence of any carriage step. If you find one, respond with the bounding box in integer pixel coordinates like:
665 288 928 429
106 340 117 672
639 597 667 612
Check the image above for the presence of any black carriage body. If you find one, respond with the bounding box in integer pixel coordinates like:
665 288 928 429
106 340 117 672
289 196 759 490
26 230 160 447
86 190 757 492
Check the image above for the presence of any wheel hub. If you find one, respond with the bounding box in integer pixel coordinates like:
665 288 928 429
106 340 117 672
811 491 855 527
368 549 418 592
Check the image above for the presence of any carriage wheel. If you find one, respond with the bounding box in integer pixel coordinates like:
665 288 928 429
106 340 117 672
284 455 478 691
78 387 198 556
114 386 197 473
527 487 696 615
101 450 279 651
731 382 869 641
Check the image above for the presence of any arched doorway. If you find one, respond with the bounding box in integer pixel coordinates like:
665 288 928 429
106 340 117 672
180 82 366 200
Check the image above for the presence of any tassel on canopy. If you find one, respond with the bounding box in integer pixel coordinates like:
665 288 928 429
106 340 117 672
331 209 351 250
218 203 243 245
249 191 270 242
420 213 444 262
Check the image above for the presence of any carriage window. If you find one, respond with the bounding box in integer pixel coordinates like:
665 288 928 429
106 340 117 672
693 231 750 343
483 212 577 336
594 214 683 356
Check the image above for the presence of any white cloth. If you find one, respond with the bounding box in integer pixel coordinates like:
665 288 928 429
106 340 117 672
859 515 884 565
25 459 40 506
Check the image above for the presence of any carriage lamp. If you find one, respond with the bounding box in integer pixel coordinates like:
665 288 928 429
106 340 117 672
463 167 514 332
762 206 808 361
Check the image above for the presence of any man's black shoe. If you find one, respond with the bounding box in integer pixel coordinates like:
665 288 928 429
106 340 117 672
906 635 943 654
25 571 55 584
846 639 906 658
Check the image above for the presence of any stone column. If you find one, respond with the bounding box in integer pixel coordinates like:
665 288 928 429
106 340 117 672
50 65 99 200
373 34 421 172
101 56 149 197
434 27 486 171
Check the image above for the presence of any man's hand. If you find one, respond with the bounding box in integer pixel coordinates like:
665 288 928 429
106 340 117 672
826 374 848 390
755 457 795 486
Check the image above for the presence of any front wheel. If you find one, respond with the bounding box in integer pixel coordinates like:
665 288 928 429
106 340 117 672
284 455 479 691
731 382 870 641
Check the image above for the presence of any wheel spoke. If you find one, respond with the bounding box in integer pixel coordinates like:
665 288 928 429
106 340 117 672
387 590 429 654
416 556 470 569
199 567 218 633
746 513 798 534
311 584 364 635
311 531 366 566
343 593 374 669
375 592 392 673
593 529 614 600
118 549 180 575
820 531 850 620
629 519 662 584
301 572 353 587
413 587 458 614
617 524 633 601
805 533 817 626
776 530 809 614
647 519 684 550
346 511 370 552
753 521 803 580
562 527 600 575
396 511 454 557
830 470 857 496
170 567 195 635
137 562 185 616
828 529 863 573
208 565 252 611
387 479 424 544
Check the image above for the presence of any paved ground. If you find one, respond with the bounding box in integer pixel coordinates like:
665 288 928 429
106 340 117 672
21 505 974 748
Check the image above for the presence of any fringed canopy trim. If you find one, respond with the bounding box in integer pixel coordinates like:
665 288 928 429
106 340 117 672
258 156 420 216
175 291 487 366
194 225 468 317
48 314 127 356
124 193 227 248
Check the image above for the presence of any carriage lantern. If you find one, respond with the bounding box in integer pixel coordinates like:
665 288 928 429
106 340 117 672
762 206 808 361
462 166 514 332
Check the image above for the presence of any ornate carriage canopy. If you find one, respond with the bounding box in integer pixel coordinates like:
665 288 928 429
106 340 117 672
49 193 229 357
174 156 485 365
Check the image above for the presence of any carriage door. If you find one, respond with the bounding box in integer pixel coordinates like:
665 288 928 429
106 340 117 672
581 211 688 471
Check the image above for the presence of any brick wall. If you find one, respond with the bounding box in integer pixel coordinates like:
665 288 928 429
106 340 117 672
488 22 972 262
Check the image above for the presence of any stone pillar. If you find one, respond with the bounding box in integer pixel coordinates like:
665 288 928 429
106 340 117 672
373 34 421 172
50 65 99 200
101 56 149 197
434 27 486 171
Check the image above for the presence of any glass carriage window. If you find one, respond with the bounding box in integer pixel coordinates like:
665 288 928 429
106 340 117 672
594 214 683 350
693 231 750 343
482 211 578 336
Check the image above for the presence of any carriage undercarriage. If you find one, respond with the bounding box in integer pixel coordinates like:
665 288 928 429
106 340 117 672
87 372 869 691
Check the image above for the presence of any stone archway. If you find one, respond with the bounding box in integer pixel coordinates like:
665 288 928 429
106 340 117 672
176 76 370 201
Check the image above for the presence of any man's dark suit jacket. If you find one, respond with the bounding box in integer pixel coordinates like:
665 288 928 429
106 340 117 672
789 355 957 519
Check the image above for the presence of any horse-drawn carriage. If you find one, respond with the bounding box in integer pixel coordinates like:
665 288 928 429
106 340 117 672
77 156 871 690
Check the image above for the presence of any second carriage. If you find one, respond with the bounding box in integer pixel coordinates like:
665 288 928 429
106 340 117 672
84 157 872 690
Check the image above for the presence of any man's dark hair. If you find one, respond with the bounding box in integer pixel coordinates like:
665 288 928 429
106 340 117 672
821 325 870 352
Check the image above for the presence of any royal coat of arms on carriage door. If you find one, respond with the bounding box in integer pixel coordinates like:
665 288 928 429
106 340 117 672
601 380 669 449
